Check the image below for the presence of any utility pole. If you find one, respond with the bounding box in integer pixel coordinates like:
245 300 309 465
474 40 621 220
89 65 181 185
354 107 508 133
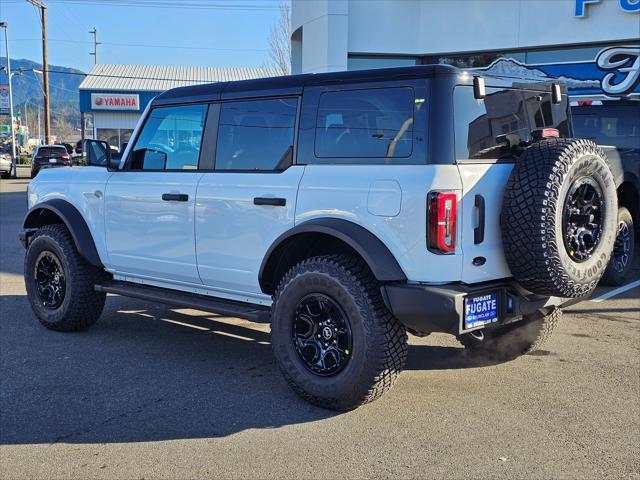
26 0 50 145
89 28 100 65
0 22 17 178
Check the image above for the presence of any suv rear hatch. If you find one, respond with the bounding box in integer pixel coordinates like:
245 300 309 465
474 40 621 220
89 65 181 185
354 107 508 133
454 83 571 284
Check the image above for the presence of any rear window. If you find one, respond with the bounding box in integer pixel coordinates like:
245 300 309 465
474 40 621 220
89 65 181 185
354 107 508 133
37 147 67 157
313 87 416 163
571 104 639 150
454 86 570 161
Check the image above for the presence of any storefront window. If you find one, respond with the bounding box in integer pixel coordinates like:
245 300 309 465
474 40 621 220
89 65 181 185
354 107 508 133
120 129 134 149
96 128 119 150
429 52 526 68
525 46 603 65
348 55 418 71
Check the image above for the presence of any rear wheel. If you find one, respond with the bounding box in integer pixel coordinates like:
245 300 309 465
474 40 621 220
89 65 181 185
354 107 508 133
600 206 635 286
458 309 561 361
271 255 408 411
24 224 108 332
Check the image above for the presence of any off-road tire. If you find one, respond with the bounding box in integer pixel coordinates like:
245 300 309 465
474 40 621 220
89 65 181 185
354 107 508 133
502 139 617 298
271 254 408 411
458 308 561 361
601 206 635 286
24 224 108 331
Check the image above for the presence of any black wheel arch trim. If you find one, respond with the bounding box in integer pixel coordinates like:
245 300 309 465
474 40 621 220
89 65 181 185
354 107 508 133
259 218 407 294
21 199 103 268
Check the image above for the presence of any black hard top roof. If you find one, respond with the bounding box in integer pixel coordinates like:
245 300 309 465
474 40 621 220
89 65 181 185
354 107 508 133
152 64 562 106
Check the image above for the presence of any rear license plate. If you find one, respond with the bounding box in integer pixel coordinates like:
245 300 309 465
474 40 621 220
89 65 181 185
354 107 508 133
464 293 498 329
49 159 57 163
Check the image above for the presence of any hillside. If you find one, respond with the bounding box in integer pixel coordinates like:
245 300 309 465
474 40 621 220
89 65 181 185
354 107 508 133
0 57 84 134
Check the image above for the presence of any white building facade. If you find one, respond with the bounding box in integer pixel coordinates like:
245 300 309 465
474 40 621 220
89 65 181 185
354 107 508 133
291 0 639 97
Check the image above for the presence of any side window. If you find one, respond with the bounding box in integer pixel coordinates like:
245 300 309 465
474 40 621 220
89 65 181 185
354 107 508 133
314 87 415 160
129 104 208 170
215 97 297 171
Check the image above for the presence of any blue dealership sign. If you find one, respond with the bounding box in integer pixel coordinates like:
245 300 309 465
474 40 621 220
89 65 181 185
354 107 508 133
575 0 640 17
481 46 640 97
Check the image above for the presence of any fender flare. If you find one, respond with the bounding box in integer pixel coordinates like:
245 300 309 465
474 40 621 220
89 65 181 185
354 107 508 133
259 218 407 294
22 199 103 267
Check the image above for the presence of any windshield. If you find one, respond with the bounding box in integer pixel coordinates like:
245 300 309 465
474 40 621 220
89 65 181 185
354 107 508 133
571 104 640 150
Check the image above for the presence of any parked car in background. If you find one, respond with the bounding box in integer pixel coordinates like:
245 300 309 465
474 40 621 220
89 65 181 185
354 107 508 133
0 150 12 179
30 145 73 179
572 100 639 285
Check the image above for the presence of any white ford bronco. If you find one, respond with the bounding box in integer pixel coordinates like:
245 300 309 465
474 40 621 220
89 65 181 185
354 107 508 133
21 65 618 410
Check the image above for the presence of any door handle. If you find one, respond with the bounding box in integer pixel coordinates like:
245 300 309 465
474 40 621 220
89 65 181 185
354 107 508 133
162 193 189 202
474 194 485 244
253 197 286 207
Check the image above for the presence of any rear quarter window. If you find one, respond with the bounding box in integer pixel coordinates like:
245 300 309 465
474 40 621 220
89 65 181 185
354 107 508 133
312 87 422 164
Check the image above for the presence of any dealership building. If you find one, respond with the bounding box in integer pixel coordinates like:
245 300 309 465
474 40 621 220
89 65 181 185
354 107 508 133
79 64 274 149
291 0 639 98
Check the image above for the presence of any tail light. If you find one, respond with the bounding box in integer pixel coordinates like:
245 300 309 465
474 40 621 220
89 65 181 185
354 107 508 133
62 153 70 160
531 128 560 141
428 191 457 254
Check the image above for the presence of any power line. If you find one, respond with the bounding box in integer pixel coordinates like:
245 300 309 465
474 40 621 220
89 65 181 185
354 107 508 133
13 37 268 52
42 0 281 10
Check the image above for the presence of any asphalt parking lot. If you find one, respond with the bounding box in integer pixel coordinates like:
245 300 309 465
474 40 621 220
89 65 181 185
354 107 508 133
1 169 639 479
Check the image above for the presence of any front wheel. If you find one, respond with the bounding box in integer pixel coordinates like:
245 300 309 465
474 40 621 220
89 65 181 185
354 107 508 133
458 309 561 361
271 255 408 411
24 224 108 332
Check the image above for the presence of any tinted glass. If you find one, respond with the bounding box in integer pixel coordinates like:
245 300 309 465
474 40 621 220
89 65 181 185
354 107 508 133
454 86 570 160
572 105 640 150
37 147 67 157
129 104 207 170
314 87 414 160
215 98 297 171
347 56 417 71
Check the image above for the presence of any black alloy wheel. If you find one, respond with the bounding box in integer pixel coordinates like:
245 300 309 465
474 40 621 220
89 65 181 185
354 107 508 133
562 176 603 263
34 251 66 310
610 218 632 274
293 293 353 376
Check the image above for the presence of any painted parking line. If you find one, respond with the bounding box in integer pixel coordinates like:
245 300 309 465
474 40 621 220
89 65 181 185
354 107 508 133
590 279 640 303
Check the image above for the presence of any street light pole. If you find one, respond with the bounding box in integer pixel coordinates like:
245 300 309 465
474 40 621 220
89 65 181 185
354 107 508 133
0 21 17 178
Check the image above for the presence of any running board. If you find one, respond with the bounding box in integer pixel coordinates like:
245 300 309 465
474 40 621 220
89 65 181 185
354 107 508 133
95 280 271 323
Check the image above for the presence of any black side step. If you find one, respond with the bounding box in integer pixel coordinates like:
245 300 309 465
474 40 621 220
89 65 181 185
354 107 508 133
95 280 271 323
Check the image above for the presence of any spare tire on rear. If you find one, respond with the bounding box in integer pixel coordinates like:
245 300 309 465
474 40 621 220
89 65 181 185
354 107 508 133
501 138 617 298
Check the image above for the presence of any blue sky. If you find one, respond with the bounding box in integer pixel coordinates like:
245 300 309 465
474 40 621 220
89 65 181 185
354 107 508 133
1 0 283 72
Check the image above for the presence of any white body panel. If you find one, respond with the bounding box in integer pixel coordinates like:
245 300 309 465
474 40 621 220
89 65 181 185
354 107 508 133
27 166 112 265
457 163 514 283
295 164 464 284
195 167 305 300
26 154 516 304
103 171 203 284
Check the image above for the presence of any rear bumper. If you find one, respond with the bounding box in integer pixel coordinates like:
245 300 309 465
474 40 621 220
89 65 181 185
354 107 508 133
381 280 579 336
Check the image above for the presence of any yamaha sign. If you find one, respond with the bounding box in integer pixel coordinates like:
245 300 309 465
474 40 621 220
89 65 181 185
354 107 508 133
91 93 140 111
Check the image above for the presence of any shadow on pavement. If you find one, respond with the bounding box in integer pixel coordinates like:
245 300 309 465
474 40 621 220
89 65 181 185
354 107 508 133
0 294 487 446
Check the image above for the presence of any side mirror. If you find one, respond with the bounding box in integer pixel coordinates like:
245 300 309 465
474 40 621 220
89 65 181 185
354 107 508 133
83 140 111 167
